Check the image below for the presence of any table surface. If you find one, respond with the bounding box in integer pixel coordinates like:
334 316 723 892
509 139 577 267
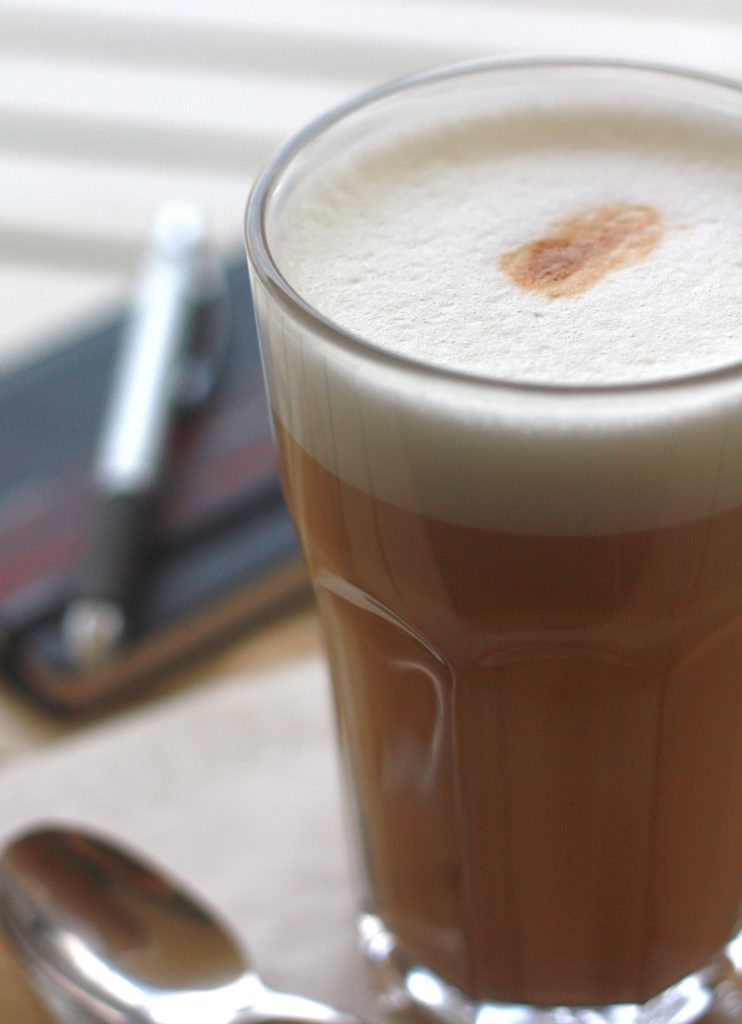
4 2 742 1019
0 608 328 1023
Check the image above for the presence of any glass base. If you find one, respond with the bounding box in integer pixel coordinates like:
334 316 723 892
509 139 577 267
360 914 742 1024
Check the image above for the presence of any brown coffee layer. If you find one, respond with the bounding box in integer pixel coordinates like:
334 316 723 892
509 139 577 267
276 419 742 1006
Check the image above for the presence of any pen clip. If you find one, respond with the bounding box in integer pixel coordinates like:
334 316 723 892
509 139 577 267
177 256 232 415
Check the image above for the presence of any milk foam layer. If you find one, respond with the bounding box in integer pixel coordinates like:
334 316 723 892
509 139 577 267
278 107 742 385
255 81 742 533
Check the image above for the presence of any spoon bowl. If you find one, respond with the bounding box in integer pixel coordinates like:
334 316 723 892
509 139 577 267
0 826 362 1024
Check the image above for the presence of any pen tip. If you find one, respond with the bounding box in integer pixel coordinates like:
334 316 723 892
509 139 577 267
62 600 126 671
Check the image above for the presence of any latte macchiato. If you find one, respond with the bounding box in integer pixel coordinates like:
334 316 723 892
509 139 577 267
247 62 742 1021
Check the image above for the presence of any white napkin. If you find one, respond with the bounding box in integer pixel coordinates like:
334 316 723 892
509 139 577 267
0 655 379 1021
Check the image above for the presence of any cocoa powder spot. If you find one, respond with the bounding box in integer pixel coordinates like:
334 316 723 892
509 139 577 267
499 204 663 298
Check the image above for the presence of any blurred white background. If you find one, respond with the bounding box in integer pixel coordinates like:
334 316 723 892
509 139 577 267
2 0 742 372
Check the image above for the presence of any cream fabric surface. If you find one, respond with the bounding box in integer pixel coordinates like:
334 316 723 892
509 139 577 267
0 654 379 1021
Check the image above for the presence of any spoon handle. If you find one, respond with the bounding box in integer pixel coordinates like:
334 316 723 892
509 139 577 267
254 986 364 1024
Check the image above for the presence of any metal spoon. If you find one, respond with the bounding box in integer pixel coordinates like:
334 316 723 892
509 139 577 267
0 825 362 1024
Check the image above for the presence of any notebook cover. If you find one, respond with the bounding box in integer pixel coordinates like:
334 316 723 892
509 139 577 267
0 255 308 714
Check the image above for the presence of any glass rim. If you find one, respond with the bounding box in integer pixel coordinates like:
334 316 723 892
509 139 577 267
245 55 742 399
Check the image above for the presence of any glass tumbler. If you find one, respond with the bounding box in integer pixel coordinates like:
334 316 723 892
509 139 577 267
245 59 742 1024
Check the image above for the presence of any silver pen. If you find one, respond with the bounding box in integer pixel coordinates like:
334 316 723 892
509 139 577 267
62 202 208 670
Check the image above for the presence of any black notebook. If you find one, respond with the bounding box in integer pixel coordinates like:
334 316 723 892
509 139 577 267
0 255 308 714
